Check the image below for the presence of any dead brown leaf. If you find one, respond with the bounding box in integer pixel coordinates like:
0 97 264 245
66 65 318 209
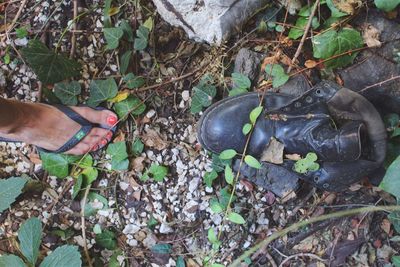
333 0 362 15
261 52 280 71
260 137 284 164
142 128 168 150
131 156 146 173
113 131 126 142
133 190 142 201
285 153 301 161
305 59 318 69
381 218 391 234
29 153 42 165
362 23 381 48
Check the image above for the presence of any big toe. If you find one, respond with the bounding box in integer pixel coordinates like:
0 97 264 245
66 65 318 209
70 106 118 128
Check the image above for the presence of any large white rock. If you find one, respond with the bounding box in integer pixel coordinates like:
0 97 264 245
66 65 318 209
152 0 269 44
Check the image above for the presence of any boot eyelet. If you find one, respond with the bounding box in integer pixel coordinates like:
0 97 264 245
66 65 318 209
294 102 302 108
313 176 319 183
306 96 313 103
284 107 291 112
316 89 322 96
323 183 329 189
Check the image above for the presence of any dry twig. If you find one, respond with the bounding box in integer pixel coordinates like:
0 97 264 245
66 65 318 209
81 185 93 267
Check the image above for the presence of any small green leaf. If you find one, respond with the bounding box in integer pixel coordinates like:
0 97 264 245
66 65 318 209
211 264 224 267
95 229 117 250
326 0 348 17
0 177 28 213
244 257 252 264
134 26 150 51
249 106 263 124
147 215 158 229
72 175 83 199
120 50 132 74
131 138 144 156
109 249 123 267
211 153 232 173
39 245 81 267
120 20 134 42
380 155 400 198
104 27 124 50
19 217 42 265
219 187 236 209
275 25 284 32
229 87 248 96
244 155 262 169
294 152 320 174
123 73 145 89
16 27 28 39
224 165 234 185
207 228 218 244
151 244 172 254
54 81 81 106
210 198 223 213
149 164 169 182
204 170 218 188
21 39 81 84
176 256 186 267
228 212 246 224
219 149 237 160
392 255 400 267
113 95 146 119
106 142 129 171
87 78 118 107
190 75 216 114
265 64 289 88
375 0 400 12
40 152 80 178
312 28 363 69
93 224 102 234
289 17 320 40
0 255 26 266
232 73 251 90
242 123 252 135
143 17 154 31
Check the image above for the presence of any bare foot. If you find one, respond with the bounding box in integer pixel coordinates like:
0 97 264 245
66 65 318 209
2 103 118 155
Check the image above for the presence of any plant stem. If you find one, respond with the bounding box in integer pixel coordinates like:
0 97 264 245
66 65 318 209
230 205 400 266
81 185 93 267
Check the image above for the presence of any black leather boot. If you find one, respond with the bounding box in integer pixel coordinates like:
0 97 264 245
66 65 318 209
197 81 387 191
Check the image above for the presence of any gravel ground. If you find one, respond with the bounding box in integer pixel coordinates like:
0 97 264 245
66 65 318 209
1 0 399 266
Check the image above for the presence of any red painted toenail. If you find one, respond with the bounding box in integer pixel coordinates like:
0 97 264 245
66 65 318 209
101 139 108 145
107 115 117 126
106 132 113 139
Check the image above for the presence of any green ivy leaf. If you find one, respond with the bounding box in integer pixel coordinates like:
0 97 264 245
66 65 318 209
207 228 219 244
392 256 400 267
249 106 263 124
120 50 132 74
210 198 223 213
113 95 146 119
0 177 28 213
106 142 129 171
176 256 186 267
95 229 117 250
149 164 169 182
40 152 80 178
123 73 145 89
190 75 216 114
120 20 134 42
219 149 237 160
288 16 320 40
109 249 123 267
242 123 252 135
54 81 81 106
380 155 400 198
374 0 400 12
232 73 251 90
228 212 246 224
204 170 218 188
131 138 144 156
87 78 118 107
224 165 234 185
265 64 289 88
147 215 158 229
16 27 28 39
294 152 320 174
151 244 172 254
21 39 81 84
18 217 42 265
134 26 150 51
312 28 363 69
211 153 232 173
244 155 262 169
211 264 224 267
104 27 124 50
0 255 26 266
229 87 248 97
326 0 348 17
39 245 82 267
72 175 83 199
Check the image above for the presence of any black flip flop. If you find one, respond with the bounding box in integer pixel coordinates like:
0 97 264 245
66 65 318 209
0 105 117 154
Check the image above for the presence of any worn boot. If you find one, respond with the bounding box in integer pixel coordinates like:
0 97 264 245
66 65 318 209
197 81 387 191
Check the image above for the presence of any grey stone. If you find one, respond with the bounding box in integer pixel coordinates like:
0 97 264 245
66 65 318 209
233 48 263 83
0 69 6 90
269 74 311 97
152 0 269 44
339 10 400 114
234 160 299 197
